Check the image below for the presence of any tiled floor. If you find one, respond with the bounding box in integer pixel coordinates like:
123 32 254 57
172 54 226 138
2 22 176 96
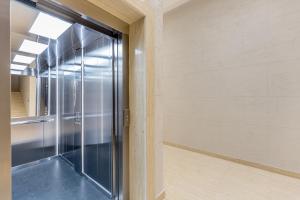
12 158 109 200
164 145 300 200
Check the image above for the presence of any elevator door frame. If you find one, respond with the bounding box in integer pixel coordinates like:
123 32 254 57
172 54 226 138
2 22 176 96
18 0 129 199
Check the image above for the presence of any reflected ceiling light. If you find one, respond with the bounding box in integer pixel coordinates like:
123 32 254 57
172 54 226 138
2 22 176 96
19 39 48 55
29 12 72 40
13 55 35 64
84 57 110 67
11 64 27 71
61 64 81 72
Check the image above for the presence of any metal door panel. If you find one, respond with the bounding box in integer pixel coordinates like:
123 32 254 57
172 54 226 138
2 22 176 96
11 117 56 167
84 35 113 194
11 119 44 167
58 37 82 171
43 116 56 158
55 23 125 198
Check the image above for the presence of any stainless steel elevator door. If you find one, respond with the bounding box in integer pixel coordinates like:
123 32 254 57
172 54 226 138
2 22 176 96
83 35 113 195
59 48 82 171
57 23 117 197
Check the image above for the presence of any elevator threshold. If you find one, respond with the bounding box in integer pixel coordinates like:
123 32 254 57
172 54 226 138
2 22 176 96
12 157 110 200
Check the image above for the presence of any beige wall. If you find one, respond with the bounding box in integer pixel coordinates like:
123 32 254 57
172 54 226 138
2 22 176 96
163 0 300 174
163 0 190 12
153 8 165 200
0 0 11 199
129 9 165 200
20 76 36 117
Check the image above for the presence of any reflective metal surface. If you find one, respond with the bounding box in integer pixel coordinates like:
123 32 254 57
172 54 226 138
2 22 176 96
58 41 82 171
83 34 114 195
44 116 56 158
34 0 118 38
56 23 116 196
10 1 128 198
11 116 56 166
11 117 54 125
116 34 129 200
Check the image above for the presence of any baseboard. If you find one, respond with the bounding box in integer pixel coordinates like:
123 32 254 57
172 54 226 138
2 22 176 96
155 190 166 200
164 141 300 180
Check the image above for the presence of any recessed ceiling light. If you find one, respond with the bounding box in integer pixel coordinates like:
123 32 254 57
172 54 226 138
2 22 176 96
11 64 27 71
13 55 35 64
19 39 48 55
29 12 72 40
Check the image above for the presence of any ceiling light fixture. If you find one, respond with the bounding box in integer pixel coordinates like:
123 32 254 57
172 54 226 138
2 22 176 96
29 12 72 40
19 39 48 55
13 55 35 64
11 64 27 71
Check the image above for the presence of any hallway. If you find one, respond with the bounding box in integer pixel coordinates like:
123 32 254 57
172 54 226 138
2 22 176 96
164 145 300 200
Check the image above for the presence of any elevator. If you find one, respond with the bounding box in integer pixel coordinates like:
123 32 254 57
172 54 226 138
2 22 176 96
58 23 119 196
10 0 128 199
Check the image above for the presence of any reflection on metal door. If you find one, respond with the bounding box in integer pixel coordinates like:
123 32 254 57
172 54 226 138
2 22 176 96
83 35 114 195
58 24 116 197
59 48 82 172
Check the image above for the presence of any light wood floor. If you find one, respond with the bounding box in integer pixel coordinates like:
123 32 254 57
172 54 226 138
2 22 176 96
164 145 300 200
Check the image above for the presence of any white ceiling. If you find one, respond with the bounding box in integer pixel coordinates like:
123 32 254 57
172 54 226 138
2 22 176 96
11 0 39 61
11 1 39 36
163 0 191 13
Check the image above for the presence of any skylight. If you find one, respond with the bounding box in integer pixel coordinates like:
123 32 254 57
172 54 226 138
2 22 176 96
13 55 35 64
29 12 72 40
19 39 48 55
11 64 27 71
